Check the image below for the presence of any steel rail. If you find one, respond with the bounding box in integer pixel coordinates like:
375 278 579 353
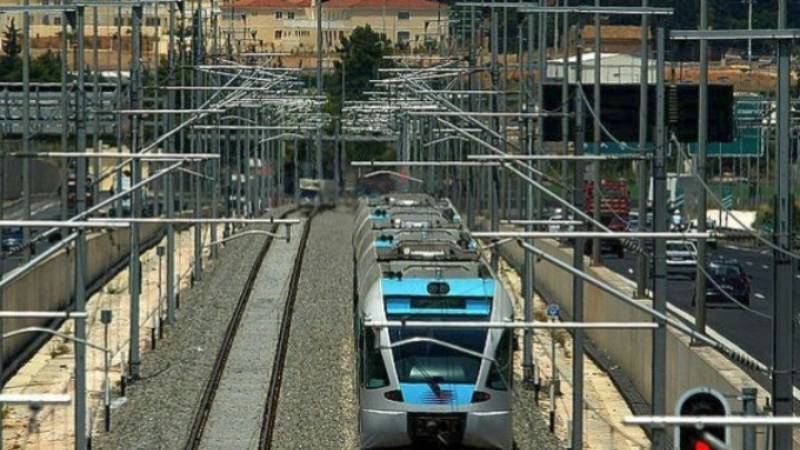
258 208 317 449
183 208 302 450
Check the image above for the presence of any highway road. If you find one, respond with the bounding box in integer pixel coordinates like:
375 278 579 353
602 242 800 387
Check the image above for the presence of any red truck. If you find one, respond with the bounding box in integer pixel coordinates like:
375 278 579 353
583 180 630 258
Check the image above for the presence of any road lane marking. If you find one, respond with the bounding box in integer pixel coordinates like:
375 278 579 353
615 263 800 400
627 268 634 274
746 261 753 266
761 265 769 270
754 293 766 300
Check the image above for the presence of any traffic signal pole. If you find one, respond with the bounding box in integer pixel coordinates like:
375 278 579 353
651 19 668 450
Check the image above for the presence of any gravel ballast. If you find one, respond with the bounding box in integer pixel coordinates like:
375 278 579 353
95 207 292 450
270 206 359 450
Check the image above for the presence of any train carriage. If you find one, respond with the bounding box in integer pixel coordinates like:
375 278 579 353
353 195 514 449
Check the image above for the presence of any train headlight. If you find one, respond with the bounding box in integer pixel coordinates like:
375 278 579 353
471 391 491 403
384 390 404 402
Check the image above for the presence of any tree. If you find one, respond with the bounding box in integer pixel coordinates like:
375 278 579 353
2 18 21 59
30 50 61 82
327 25 393 115
326 25 396 162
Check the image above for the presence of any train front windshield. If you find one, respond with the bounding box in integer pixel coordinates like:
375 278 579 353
389 327 486 384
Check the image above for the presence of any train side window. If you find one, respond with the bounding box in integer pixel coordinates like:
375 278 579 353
486 331 511 391
365 329 390 388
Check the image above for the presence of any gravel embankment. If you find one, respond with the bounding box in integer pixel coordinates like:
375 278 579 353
513 384 564 449
95 207 292 450
270 206 359 450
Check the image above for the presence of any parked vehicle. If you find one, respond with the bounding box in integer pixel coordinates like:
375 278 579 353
665 240 698 279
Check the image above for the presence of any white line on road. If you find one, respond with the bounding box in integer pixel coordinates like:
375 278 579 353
761 265 769 270
746 261 753 266
627 268 634 274
754 293 766 300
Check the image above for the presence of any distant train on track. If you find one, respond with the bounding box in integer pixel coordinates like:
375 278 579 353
353 193 514 449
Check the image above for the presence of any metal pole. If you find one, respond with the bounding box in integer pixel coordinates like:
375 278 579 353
521 7 538 387
549 315 559 431
74 7 88 448
129 2 143 381
315 0 323 181
293 138 299 202
571 23 585 449
466 4 476 230
60 13 69 224
22 0 31 262
635 0 649 299
742 387 757 450
560 0 569 186
694 0 709 335
166 165 176 324
651 19 668 450
115 5 124 218
590 0 602 265
92 6 101 202
490 1 500 272
772 0 793 447
747 0 753 63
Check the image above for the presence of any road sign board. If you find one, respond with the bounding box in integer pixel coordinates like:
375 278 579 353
687 96 766 157
547 303 560 318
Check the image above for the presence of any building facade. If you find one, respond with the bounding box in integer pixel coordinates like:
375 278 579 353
221 0 448 54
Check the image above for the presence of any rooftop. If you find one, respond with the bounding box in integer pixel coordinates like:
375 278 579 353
325 0 443 8
224 0 311 9
224 0 443 8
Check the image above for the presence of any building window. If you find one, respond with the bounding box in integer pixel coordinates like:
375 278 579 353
41 15 49 25
274 30 282 39
397 30 410 45
398 11 410 20
53 16 60 25
145 17 160 27
275 11 283 19
287 11 295 19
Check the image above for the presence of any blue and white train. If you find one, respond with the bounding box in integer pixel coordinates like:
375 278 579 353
353 194 514 449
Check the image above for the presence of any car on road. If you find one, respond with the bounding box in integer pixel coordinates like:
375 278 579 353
666 240 697 279
695 259 751 307
687 219 718 249
1 227 24 253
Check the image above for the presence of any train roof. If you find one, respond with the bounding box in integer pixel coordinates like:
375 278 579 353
375 240 480 262
365 193 443 208
379 259 490 279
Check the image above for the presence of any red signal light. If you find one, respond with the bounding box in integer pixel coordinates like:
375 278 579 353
693 440 712 450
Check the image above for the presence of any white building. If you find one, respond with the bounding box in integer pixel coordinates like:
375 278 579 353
546 52 658 84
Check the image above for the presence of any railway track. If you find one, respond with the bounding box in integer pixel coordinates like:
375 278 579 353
183 207 315 450
258 207 317 449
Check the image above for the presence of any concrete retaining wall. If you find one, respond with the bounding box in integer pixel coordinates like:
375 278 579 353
497 238 776 448
2 223 163 374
